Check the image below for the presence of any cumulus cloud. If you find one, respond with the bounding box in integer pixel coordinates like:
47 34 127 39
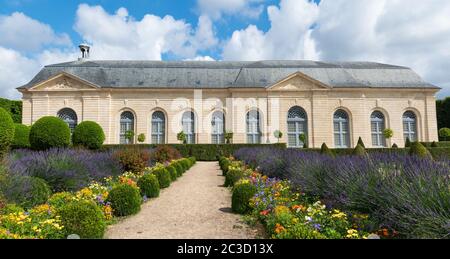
74 4 218 60
222 0 319 60
197 0 265 20
0 12 71 52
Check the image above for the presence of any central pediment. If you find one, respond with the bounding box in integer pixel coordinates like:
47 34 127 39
267 72 331 91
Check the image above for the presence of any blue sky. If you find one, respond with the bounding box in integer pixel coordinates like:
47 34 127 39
0 0 449 99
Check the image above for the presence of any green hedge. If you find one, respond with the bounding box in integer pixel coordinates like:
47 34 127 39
102 143 287 161
297 147 450 159
0 98 22 123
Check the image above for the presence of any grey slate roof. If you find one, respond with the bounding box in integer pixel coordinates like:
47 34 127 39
19 60 439 90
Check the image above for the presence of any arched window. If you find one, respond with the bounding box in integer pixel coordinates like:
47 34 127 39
58 108 78 133
120 111 134 144
246 110 261 144
211 111 225 144
151 111 165 144
333 109 350 148
371 111 386 147
287 106 308 147
403 111 417 142
182 111 195 144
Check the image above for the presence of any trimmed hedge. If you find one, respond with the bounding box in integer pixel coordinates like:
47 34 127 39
0 107 15 157
173 162 184 177
72 121 105 150
137 174 160 198
166 165 178 181
297 147 450 159
59 200 106 239
232 182 257 214
29 116 71 150
103 144 287 161
12 123 30 148
152 168 171 188
107 184 142 216
225 169 244 187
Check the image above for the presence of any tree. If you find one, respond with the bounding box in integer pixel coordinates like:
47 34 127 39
438 128 450 141
224 131 233 144
436 97 450 130
0 98 22 123
299 133 308 148
273 130 283 143
125 130 134 144
137 133 146 143
383 128 394 139
357 137 365 148
177 131 186 144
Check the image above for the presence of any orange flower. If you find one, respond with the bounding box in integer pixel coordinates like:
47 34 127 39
260 210 270 216
378 228 389 237
291 205 305 212
275 223 285 234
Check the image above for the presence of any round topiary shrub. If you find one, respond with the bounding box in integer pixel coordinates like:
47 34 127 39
181 159 190 171
173 162 184 177
225 169 244 187
232 182 256 214
106 184 142 217
3 176 51 209
152 168 171 188
29 116 70 150
409 142 432 159
166 165 178 182
59 200 106 239
0 107 14 157
12 123 30 148
137 174 160 198
72 121 105 150
220 159 230 175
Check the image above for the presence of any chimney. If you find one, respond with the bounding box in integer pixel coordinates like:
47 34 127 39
78 44 90 60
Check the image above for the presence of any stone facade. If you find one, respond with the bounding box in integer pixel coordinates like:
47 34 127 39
19 71 439 148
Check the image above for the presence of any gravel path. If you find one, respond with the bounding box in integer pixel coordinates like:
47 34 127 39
105 162 258 239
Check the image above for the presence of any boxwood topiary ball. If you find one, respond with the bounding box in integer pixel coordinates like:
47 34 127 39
12 123 30 148
166 165 178 182
152 168 171 188
107 184 142 217
232 182 257 214
72 121 105 150
59 200 106 239
225 169 244 187
29 116 71 150
0 107 15 156
137 174 160 198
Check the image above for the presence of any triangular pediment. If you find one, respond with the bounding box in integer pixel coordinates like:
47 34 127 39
268 72 331 91
29 72 100 91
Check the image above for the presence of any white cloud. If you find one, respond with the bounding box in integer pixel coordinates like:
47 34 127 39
184 56 216 61
222 0 319 60
74 4 218 60
0 12 71 52
197 0 265 20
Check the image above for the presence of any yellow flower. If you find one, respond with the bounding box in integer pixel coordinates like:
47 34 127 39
346 229 359 239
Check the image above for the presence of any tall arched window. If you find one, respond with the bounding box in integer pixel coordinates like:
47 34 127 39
211 111 225 144
120 111 134 144
371 111 386 147
403 111 417 142
182 111 195 144
333 109 350 148
287 106 308 147
246 110 261 144
58 108 78 133
151 111 165 144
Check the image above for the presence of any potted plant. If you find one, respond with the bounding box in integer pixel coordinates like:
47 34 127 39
177 131 187 144
273 130 283 143
224 131 233 144
125 130 134 144
137 133 146 144
383 128 394 147
299 133 308 148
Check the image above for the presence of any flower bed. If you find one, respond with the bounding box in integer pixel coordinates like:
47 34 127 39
231 147 450 239
219 157 370 239
0 157 196 239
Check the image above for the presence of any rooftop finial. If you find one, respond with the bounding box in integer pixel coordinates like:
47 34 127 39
78 44 90 60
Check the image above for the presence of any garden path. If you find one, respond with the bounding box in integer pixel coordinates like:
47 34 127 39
105 162 259 239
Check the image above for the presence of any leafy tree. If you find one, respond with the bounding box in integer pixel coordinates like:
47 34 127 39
177 131 186 144
436 97 450 131
438 128 450 141
137 133 146 143
224 131 233 144
0 98 22 123
383 128 394 139
125 130 134 143
357 137 365 148
273 130 283 143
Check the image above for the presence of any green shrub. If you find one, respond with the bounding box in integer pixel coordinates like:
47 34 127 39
439 128 450 141
405 137 411 148
352 144 367 157
107 184 142 216
47 192 75 209
409 142 432 159
72 121 105 150
225 169 244 187
113 148 151 173
320 143 334 157
152 145 181 163
29 116 70 150
231 182 256 214
392 143 399 148
12 123 30 148
0 107 15 157
137 174 160 198
166 165 178 182
59 200 106 239
173 162 184 177
0 98 22 123
189 156 196 165
0 203 24 215
357 137 366 148
152 168 171 188
137 133 146 143
2 176 51 209
431 141 438 148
